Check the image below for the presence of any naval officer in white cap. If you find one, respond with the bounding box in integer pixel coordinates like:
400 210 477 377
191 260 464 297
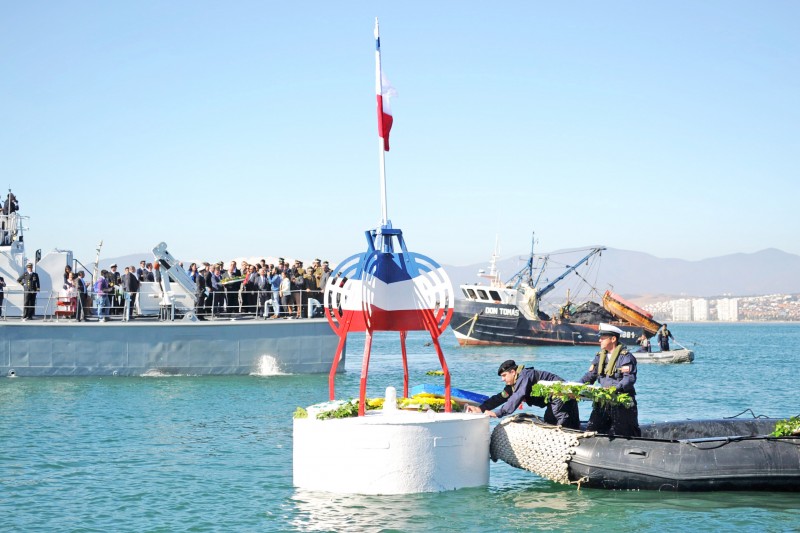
579 323 641 437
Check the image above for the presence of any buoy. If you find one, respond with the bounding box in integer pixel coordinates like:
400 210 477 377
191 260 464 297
293 20 489 495
293 388 489 494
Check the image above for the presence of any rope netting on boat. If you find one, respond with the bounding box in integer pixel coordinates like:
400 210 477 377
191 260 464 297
490 415 596 485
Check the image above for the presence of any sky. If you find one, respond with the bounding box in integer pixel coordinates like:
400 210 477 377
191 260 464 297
2 2 798 269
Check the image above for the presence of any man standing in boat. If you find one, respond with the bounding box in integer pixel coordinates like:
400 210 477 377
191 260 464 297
465 360 580 429
580 323 641 437
657 324 674 351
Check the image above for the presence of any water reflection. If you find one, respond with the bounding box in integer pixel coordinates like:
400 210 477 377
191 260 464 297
288 489 441 532
287 480 800 532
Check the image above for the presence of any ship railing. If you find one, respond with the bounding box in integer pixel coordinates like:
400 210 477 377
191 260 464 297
198 288 325 320
0 288 326 321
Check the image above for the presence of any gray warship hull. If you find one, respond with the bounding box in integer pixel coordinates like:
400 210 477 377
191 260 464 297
1 318 343 377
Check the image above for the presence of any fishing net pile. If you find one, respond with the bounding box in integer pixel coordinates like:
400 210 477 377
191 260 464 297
490 414 595 485
570 301 617 324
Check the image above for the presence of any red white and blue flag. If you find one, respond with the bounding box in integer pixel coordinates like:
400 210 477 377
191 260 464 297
375 19 396 151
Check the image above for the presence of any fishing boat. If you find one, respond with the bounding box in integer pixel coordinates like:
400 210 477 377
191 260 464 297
635 348 695 364
450 241 661 347
0 191 343 377
491 413 800 491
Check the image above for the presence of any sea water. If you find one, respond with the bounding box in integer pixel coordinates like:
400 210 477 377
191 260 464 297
1 323 798 532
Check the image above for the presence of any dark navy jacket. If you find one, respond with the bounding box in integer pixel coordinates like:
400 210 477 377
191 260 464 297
580 345 638 395
479 366 580 429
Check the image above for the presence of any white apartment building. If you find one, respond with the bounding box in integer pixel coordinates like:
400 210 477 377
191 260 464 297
671 299 693 321
692 298 709 321
716 298 739 321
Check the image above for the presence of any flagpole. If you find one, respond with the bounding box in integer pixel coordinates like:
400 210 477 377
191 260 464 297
375 17 388 227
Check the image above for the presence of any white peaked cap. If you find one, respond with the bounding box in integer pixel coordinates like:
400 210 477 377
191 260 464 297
598 323 624 336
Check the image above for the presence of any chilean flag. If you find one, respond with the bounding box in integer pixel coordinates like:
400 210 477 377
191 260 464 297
375 19 396 151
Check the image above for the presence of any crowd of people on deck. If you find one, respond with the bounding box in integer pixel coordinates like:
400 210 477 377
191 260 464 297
186 257 333 321
12 256 334 323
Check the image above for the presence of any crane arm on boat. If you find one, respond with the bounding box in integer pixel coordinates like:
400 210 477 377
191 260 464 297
535 247 605 299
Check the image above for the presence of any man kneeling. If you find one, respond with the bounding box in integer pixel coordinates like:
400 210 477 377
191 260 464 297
466 359 580 429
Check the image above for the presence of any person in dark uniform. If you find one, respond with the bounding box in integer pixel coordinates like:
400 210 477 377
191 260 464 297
107 264 122 315
1 192 19 246
17 262 40 320
211 264 224 315
465 360 581 429
195 264 208 320
657 324 674 351
76 270 87 322
202 263 215 316
580 323 641 437
0 274 5 316
3 192 18 215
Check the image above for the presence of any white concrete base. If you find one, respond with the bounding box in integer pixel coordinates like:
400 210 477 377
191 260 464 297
293 410 490 494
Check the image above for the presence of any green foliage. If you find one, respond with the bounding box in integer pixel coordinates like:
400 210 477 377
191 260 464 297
530 382 633 409
299 394 462 420
771 416 800 437
316 401 360 420
312 398 385 420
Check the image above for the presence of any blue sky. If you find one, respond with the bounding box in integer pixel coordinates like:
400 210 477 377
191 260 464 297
2 2 797 268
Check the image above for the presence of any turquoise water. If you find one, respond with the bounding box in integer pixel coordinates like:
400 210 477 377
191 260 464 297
2 323 798 532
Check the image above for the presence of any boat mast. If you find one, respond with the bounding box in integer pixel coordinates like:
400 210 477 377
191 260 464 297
93 240 103 281
509 231 542 290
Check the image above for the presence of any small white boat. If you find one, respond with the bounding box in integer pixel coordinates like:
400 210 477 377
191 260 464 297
635 348 694 364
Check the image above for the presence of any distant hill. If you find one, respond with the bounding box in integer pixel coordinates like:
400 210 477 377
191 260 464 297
442 248 800 300
97 254 147 271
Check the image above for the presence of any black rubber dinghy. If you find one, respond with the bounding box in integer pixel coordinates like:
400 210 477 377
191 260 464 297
490 414 800 491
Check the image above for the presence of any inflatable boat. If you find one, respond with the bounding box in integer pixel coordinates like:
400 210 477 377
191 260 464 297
635 348 694 364
490 414 800 491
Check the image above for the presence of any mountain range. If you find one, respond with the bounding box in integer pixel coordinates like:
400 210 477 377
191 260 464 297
99 248 800 303
441 248 800 302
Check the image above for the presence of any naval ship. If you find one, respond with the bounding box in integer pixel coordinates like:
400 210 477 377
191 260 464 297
0 191 343 377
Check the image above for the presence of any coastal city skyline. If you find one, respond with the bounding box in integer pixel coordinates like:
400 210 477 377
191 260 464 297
2 2 798 266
